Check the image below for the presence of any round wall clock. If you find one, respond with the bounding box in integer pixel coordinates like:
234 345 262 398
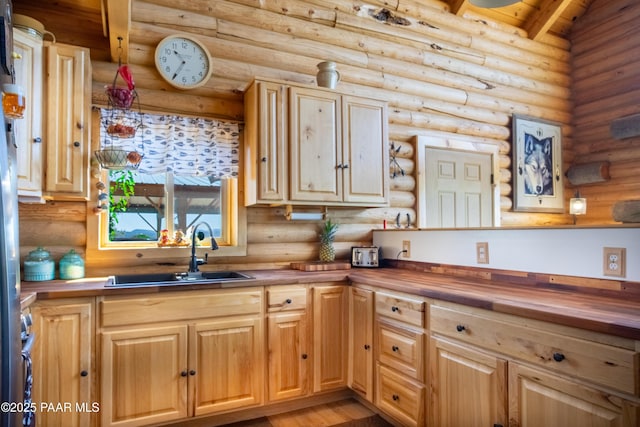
154 35 213 89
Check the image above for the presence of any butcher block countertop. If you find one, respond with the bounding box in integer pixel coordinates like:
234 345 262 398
20 266 640 340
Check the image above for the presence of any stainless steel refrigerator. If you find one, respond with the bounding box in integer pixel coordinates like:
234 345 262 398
0 103 22 425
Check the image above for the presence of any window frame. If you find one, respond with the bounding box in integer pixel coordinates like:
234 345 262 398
86 110 247 267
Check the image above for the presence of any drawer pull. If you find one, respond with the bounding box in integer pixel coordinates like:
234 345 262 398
302 353 308 360
80 370 88 377
391 306 399 312
180 370 188 377
285 298 292 304
456 324 466 332
493 424 504 427
553 352 565 362
392 345 399 352
392 394 399 401
364 344 370 350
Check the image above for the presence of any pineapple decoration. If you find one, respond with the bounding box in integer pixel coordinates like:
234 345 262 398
319 219 339 262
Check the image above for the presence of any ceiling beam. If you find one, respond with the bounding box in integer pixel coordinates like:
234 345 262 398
524 0 573 40
104 0 131 63
449 0 472 16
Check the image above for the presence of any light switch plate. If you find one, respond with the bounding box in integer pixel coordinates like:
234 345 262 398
603 247 625 277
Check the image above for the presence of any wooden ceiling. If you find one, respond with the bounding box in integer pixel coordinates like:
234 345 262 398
15 0 595 63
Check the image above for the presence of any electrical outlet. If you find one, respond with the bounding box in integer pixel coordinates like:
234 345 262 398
476 242 489 264
402 240 411 258
603 247 626 277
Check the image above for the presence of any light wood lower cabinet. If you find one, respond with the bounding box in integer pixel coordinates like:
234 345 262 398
313 285 348 393
374 290 427 427
267 286 310 401
99 289 263 426
428 336 508 427
31 298 95 427
348 287 374 402
510 363 639 427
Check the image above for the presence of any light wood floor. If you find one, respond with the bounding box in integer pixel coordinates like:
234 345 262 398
220 399 394 427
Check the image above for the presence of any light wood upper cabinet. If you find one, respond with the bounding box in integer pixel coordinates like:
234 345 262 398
313 285 348 392
244 80 287 204
348 287 374 402
44 42 91 200
289 87 342 203
32 298 94 427
13 29 44 202
244 78 389 207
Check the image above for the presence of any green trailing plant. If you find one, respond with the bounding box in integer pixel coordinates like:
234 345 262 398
108 169 136 240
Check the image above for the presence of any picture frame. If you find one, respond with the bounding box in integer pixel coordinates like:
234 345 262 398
512 114 564 213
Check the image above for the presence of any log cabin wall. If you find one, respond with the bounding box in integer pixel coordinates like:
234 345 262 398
16 0 591 271
569 0 640 225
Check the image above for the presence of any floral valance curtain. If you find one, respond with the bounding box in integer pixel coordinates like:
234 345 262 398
100 109 240 177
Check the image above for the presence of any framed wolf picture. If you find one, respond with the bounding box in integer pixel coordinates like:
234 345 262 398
512 114 564 213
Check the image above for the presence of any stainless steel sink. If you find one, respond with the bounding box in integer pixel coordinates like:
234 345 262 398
106 271 254 287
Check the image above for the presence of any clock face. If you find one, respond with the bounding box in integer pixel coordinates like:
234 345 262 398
155 35 212 89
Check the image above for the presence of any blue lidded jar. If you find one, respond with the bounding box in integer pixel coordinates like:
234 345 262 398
59 249 85 280
23 247 55 281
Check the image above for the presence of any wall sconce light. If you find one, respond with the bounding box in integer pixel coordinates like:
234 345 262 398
569 191 587 224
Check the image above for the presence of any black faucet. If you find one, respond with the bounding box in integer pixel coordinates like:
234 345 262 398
188 222 219 273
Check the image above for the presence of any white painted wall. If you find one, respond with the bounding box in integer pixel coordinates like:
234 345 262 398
373 228 640 281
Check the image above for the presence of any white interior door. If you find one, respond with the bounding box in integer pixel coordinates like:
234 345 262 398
415 134 500 228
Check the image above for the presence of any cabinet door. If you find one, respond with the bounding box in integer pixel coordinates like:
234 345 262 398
244 81 287 204
267 311 309 401
13 30 43 200
509 362 639 427
429 337 508 427
348 287 373 401
32 299 94 427
289 86 342 203
313 285 348 392
342 96 389 205
189 316 263 416
101 325 188 426
44 43 91 199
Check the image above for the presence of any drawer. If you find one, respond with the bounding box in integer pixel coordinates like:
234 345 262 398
376 363 425 427
267 286 307 312
431 304 639 396
100 288 263 327
376 291 425 328
377 318 425 381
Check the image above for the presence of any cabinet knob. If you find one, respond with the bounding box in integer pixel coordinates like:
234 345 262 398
336 164 342 169
80 370 88 377
189 370 196 376
33 137 42 143
342 163 349 169
493 424 504 427
552 352 565 362
364 344 370 350
73 141 80 147
301 353 308 360
180 370 188 377
391 345 399 352
392 394 399 401
456 324 466 332
261 157 267 162
285 298 292 304
391 306 399 312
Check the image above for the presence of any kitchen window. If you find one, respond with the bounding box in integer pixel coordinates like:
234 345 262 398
86 110 246 262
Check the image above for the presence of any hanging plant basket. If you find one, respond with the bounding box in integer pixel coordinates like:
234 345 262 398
94 148 143 170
